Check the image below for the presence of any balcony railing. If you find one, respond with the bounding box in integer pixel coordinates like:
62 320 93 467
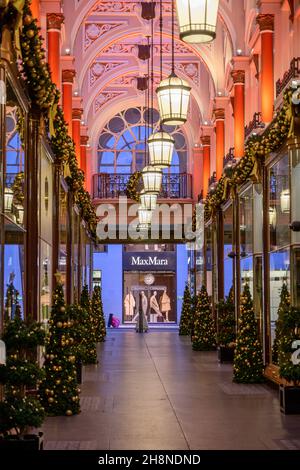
276 57 300 97
93 173 193 200
223 148 235 168
245 112 264 139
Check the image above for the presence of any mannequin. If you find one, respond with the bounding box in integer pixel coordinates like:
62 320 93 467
135 291 148 332
150 291 162 322
160 288 171 322
124 291 135 320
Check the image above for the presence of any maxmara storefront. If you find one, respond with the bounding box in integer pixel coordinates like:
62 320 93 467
93 244 188 326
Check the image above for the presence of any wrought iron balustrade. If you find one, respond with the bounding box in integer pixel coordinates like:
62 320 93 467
276 57 300 97
223 148 235 168
245 112 264 139
93 173 193 199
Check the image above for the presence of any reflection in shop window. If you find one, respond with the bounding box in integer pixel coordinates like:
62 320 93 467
223 204 233 296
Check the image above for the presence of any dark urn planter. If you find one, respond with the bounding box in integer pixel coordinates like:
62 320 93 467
218 346 235 363
280 385 300 414
0 432 43 450
76 359 82 385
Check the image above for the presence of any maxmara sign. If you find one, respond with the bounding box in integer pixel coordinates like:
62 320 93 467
123 252 176 271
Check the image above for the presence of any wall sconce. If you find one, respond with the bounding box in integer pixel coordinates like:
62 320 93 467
280 189 290 214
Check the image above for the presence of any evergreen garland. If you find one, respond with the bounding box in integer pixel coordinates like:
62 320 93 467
233 284 264 383
192 286 216 351
125 171 142 202
179 285 192 336
92 286 106 343
272 283 290 365
39 282 80 416
279 306 300 386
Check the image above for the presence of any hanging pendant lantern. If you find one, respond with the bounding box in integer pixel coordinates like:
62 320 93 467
156 74 191 125
142 166 163 194
140 190 157 211
138 206 153 227
148 131 175 168
175 0 219 44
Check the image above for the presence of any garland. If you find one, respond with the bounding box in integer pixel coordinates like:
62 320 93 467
125 171 142 202
205 89 295 222
0 0 98 241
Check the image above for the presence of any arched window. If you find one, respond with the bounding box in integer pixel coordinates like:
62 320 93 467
98 107 187 175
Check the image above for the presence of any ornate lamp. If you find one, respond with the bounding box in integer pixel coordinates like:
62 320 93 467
4 187 13 212
138 206 153 228
142 166 162 194
148 131 175 168
175 0 219 44
140 190 157 211
156 0 191 125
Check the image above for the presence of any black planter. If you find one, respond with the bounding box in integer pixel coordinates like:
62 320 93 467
76 359 82 384
0 432 43 450
280 385 300 414
218 346 235 363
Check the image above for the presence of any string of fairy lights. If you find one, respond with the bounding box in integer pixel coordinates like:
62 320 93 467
138 0 220 231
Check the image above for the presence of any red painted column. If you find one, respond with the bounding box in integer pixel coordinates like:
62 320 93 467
80 136 89 181
257 14 274 123
62 69 76 137
47 13 64 91
201 136 211 199
72 108 83 167
31 0 40 24
193 146 202 201
214 108 225 180
231 70 245 159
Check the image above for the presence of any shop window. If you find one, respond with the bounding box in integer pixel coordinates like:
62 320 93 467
72 210 80 302
205 225 213 296
223 204 233 296
5 81 25 228
40 241 51 325
59 189 68 291
124 244 175 252
239 187 253 257
3 217 25 318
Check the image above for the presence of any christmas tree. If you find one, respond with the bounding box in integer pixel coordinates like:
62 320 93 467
217 287 236 347
179 285 192 336
92 286 106 343
233 284 264 383
80 285 98 364
0 299 45 436
279 306 300 385
192 286 216 351
272 283 290 365
39 280 80 416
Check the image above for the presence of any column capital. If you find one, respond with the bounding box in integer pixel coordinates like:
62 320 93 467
72 108 83 120
62 69 76 84
214 108 225 121
47 13 64 31
257 14 274 32
81 136 89 146
231 70 245 85
201 136 211 147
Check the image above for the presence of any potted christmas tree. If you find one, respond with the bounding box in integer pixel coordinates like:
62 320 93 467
179 285 192 336
233 284 264 383
0 301 45 449
80 285 98 364
39 280 80 416
92 285 106 343
192 286 216 351
279 306 300 414
217 287 236 363
272 283 290 365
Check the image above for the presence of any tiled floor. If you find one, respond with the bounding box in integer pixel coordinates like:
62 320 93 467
43 330 300 450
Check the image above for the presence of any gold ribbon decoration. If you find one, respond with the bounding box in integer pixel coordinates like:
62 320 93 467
48 99 58 137
287 100 295 139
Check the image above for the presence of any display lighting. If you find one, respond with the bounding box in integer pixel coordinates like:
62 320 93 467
175 0 219 44
142 166 163 194
148 131 175 168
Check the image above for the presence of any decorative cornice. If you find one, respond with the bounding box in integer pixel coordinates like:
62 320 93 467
214 108 225 121
72 108 83 120
231 70 245 85
80 136 89 146
47 13 64 31
201 136 211 147
256 14 274 33
62 69 76 84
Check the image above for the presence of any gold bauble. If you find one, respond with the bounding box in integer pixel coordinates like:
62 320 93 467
24 15 33 26
72 396 77 402
60 306 66 313
66 410 73 416
26 29 35 38
57 322 63 328
48 397 54 403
